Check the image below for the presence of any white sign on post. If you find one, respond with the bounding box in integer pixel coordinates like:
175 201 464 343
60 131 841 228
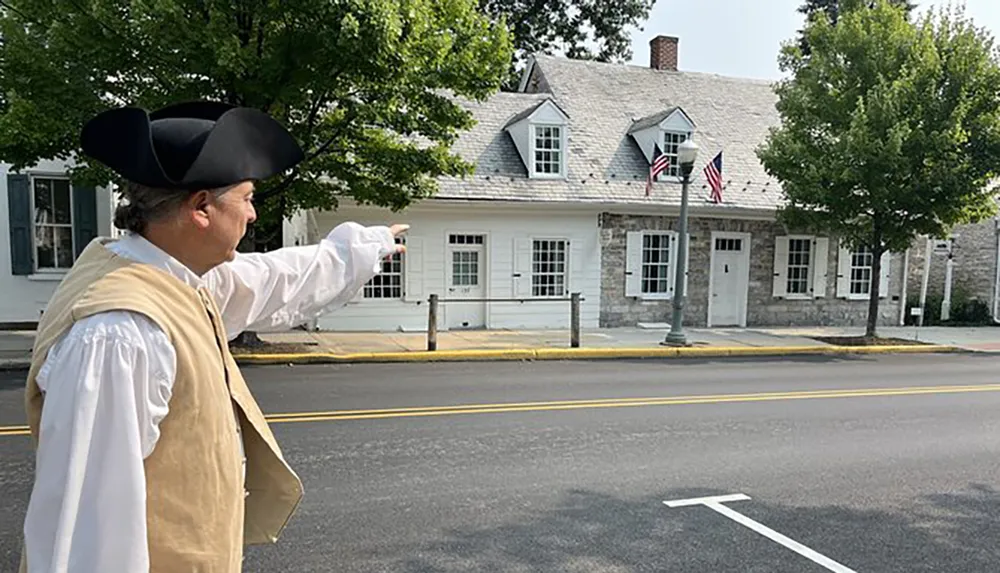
932 240 952 256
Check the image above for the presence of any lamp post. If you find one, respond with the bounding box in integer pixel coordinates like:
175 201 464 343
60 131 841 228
663 138 699 347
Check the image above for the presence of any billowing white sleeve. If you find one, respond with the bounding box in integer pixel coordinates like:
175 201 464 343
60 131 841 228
23 312 176 573
205 221 397 340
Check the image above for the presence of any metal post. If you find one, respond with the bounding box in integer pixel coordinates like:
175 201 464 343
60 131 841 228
664 164 694 347
570 292 581 348
427 294 438 351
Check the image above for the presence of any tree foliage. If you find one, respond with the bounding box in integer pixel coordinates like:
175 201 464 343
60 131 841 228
0 0 513 229
477 0 657 87
796 0 916 54
758 0 1000 337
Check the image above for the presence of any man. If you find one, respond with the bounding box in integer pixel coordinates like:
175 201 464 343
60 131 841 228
18 101 407 572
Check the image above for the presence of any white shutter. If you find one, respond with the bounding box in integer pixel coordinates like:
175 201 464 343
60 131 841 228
625 231 643 297
812 238 829 298
513 237 533 298
403 236 424 302
772 236 789 298
878 251 891 298
836 243 851 298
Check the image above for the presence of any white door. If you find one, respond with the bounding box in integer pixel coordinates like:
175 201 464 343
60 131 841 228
446 234 486 329
710 234 750 327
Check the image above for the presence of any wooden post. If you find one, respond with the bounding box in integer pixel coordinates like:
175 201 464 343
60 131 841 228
427 294 438 351
570 292 581 348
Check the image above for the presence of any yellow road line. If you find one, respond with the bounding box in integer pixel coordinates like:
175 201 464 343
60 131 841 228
3 383 1000 436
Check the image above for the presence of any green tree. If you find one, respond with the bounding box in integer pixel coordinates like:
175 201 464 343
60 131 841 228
477 0 657 87
0 0 513 235
796 0 916 54
757 0 1000 338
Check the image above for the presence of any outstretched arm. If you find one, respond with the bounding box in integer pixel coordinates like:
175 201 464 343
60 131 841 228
206 221 407 340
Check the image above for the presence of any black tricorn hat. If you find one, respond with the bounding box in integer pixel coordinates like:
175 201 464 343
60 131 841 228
80 101 305 190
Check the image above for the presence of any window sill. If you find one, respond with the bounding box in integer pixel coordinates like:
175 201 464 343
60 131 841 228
637 294 673 301
27 273 67 282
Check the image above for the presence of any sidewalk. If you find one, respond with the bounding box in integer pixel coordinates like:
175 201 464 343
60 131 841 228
2 325 985 370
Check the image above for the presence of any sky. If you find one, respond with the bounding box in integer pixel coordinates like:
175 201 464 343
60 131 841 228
629 0 1000 81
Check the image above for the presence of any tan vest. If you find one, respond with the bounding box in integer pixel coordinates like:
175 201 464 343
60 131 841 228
19 238 304 572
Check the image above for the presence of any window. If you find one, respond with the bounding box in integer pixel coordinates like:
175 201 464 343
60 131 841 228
363 237 404 299
531 239 568 297
32 177 74 271
661 131 692 178
641 233 672 295
451 251 479 286
715 238 742 252
449 234 484 245
849 246 874 296
772 236 829 299
786 238 812 295
532 125 563 177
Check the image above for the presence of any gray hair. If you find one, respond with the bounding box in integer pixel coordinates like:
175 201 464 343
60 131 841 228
113 182 228 234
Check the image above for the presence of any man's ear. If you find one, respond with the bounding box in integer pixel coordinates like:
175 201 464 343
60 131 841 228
188 190 213 229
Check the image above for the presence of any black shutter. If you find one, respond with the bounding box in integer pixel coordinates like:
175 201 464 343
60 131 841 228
72 184 98 258
7 174 32 275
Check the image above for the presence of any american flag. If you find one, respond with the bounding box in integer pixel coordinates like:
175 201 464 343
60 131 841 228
704 151 723 203
645 145 670 196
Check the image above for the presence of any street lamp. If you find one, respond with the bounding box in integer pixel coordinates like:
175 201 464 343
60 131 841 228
663 138 699 347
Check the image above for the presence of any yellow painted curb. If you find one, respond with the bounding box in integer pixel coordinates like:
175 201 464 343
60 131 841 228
233 344 960 365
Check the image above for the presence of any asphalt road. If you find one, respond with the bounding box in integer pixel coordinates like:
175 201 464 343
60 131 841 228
3 353 1000 572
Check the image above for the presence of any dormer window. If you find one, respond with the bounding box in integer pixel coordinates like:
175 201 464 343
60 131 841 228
533 124 563 177
628 107 696 181
504 98 570 179
660 130 693 178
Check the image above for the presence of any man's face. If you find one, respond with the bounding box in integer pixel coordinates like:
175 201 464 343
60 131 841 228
191 180 257 265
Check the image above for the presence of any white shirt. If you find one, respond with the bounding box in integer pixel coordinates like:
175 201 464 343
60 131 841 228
22 222 396 573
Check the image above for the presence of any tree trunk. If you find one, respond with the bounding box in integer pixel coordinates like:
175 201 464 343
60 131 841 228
865 243 884 339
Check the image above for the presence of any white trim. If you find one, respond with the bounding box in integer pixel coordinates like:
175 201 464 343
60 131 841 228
528 123 567 179
707 231 751 327
780 234 818 301
28 174 76 273
527 235 572 298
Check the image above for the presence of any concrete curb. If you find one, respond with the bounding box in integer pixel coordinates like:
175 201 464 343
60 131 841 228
232 344 963 365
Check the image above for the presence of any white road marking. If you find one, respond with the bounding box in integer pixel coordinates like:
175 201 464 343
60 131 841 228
663 493 858 573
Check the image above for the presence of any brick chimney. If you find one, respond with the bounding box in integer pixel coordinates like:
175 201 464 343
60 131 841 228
649 35 679 71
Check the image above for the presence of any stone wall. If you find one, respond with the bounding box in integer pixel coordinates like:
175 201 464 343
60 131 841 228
599 213 905 328
903 218 998 318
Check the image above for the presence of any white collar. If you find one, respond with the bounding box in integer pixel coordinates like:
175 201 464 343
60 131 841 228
105 232 206 290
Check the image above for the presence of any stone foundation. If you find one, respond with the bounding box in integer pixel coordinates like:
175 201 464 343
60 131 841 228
599 213 905 328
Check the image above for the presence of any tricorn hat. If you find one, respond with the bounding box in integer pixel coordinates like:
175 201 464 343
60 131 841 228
80 100 304 190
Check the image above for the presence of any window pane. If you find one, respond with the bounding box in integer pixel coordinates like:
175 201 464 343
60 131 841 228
34 180 52 224
53 180 72 224
56 227 74 268
35 226 54 269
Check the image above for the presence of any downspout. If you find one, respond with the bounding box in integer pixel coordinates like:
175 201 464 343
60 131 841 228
898 248 910 326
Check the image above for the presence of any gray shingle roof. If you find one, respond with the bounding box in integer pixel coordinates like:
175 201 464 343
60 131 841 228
430 55 786 212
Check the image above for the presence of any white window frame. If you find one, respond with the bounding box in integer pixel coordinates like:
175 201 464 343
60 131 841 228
29 175 76 274
530 237 570 298
529 123 567 179
624 230 689 301
658 130 694 180
836 242 890 300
